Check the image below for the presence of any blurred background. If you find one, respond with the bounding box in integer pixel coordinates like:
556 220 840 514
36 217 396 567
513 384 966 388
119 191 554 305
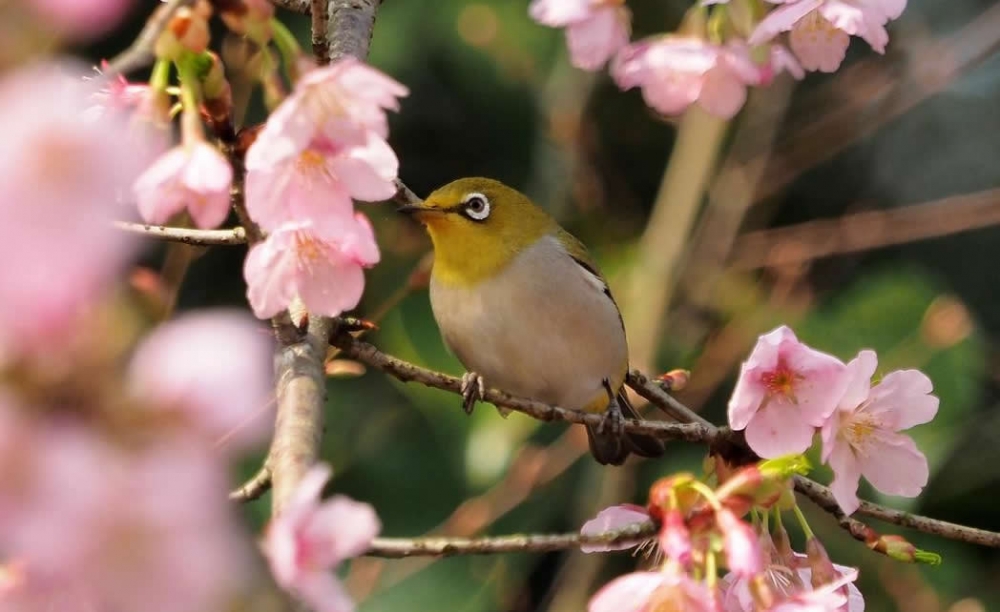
99 0 1000 610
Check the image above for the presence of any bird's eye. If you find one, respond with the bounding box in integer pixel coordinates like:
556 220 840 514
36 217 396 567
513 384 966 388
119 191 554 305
462 193 491 221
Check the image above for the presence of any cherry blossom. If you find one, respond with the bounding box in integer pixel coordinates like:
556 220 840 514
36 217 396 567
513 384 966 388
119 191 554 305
589 568 720 612
611 37 761 119
721 555 864 612
529 0 630 70
245 132 398 232
262 463 380 612
127 310 274 454
249 57 408 167
244 217 380 319
133 141 234 229
716 509 762 578
821 350 938 515
28 0 133 40
0 61 155 351
728 326 848 458
749 0 908 72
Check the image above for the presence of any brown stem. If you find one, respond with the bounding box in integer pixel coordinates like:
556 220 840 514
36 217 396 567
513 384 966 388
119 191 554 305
230 464 273 502
311 0 329 64
115 221 247 246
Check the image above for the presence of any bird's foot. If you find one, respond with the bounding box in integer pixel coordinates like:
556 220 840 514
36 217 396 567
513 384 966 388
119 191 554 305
597 378 625 436
460 371 486 415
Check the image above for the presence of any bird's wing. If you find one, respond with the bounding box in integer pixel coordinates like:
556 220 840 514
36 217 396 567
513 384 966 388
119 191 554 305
553 228 624 330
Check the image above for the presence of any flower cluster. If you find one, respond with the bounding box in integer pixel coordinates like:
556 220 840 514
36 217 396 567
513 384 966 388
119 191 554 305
529 0 906 118
582 460 870 611
729 326 938 515
242 58 407 319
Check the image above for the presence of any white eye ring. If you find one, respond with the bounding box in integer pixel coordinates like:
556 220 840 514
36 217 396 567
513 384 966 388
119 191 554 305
462 192 491 221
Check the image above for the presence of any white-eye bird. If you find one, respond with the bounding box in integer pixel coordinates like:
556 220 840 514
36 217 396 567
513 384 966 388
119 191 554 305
399 177 664 465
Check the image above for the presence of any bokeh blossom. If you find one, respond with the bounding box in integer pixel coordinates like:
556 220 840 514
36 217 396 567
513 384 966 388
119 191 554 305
579 504 652 553
749 0 907 72
0 61 156 352
821 350 938 515
127 310 274 455
612 37 761 119
529 0 631 70
27 0 134 40
728 326 848 458
262 463 380 612
588 568 720 612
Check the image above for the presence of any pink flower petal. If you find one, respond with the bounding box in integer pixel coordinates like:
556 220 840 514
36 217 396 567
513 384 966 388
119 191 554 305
305 496 381 565
866 369 938 430
297 255 367 317
744 400 818 458
326 135 400 201
528 0 592 26
588 572 667 612
826 438 862 515
292 571 357 612
580 504 650 553
859 431 928 496
564 6 630 71
698 65 748 119
749 0 824 45
789 11 851 72
243 230 300 319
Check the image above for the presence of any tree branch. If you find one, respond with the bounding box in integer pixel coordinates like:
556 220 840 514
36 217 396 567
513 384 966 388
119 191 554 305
332 335 724 445
115 221 248 246
327 0 380 62
104 0 196 76
794 476 1000 549
230 463 273 502
366 522 657 558
270 0 311 13
335 334 1000 551
311 0 330 64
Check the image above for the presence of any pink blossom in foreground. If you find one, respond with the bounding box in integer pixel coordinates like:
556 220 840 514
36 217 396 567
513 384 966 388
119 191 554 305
749 0 907 73
0 418 250 612
529 0 630 70
612 37 761 119
28 0 133 40
0 61 154 351
589 568 720 612
127 310 274 454
245 132 398 231
769 567 862 612
133 141 234 229
820 350 938 515
728 326 848 458
244 217 380 319
720 555 864 612
251 57 407 166
262 463 380 612
579 504 651 553
660 508 693 566
716 509 762 578
758 44 806 85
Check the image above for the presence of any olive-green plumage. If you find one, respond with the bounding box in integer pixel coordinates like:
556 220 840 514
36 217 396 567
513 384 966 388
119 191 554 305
401 178 664 465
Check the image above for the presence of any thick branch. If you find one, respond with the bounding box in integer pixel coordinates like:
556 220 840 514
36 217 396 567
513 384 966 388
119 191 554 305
104 0 196 76
270 315 333 514
115 221 248 246
327 0 380 62
366 521 656 558
311 0 330 64
332 335 724 444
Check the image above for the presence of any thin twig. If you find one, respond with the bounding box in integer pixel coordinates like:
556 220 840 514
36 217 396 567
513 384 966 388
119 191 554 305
104 0 196 76
365 521 657 558
730 188 1000 269
270 0 311 13
332 335 724 444
230 464 273 502
626 370 713 427
794 477 1000 549
115 221 248 246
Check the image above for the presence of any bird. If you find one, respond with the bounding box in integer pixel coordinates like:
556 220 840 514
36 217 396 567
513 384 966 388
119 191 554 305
398 177 665 465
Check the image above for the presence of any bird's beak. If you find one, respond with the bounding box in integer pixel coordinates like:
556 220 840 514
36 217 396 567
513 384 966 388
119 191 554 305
397 201 442 219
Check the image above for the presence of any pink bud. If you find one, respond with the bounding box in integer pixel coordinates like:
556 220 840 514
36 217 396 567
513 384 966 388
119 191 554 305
716 509 762 578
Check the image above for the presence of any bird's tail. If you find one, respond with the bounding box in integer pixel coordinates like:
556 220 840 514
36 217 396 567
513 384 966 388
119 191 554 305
586 390 665 466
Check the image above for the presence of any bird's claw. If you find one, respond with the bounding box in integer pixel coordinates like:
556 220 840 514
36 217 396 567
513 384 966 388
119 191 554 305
460 371 486 415
597 397 626 436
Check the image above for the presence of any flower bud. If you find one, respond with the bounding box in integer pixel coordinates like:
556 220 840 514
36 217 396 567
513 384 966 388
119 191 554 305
716 508 762 578
871 534 942 565
659 509 692 567
805 537 838 588
155 6 210 59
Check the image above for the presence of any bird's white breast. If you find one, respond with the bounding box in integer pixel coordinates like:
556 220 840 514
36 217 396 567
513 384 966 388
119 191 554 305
429 235 628 411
